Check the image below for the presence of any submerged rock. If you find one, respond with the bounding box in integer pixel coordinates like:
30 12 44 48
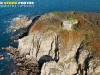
0 54 4 60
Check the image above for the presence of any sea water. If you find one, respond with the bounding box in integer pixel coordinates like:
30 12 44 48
0 0 100 75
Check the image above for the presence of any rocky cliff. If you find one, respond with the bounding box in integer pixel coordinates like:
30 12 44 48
5 11 100 75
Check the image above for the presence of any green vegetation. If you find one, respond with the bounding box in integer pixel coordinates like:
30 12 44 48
53 12 64 17
68 18 78 25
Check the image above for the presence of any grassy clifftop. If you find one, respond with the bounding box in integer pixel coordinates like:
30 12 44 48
29 11 100 58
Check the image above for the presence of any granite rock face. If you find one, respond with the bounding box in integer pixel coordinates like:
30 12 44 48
6 11 100 75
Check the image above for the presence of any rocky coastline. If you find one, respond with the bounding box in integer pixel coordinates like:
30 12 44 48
3 11 100 75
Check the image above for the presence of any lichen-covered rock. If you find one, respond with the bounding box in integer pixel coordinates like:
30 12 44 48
18 33 34 57
41 58 78 75
94 66 100 73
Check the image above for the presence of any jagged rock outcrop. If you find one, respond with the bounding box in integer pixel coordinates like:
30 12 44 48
41 58 78 75
12 16 33 32
6 11 100 75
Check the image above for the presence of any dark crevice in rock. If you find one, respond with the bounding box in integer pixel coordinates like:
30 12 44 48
54 35 59 62
75 41 85 75
77 64 84 75
19 15 40 39
27 15 40 33
75 41 84 63
84 54 93 75
76 55 93 75
19 30 28 39
75 41 93 75
48 40 54 55
38 55 54 70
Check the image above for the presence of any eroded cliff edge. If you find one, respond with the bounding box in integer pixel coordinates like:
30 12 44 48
5 11 100 75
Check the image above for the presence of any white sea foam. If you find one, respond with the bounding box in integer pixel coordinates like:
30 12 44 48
9 14 26 29
10 71 16 75
11 14 26 24
4 21 11 23
12 17 20 22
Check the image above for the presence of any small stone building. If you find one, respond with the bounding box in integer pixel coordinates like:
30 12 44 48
62 20 72 30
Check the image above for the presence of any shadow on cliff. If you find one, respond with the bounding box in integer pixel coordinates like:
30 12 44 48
19 15 40 39
38 55 54 70
75 41 93 75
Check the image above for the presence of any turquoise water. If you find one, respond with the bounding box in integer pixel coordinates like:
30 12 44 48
0 0 100 75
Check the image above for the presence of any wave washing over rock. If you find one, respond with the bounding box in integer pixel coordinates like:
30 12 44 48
3 11 100 75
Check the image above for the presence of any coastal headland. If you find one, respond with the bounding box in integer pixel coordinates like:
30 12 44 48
3 11 100 75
